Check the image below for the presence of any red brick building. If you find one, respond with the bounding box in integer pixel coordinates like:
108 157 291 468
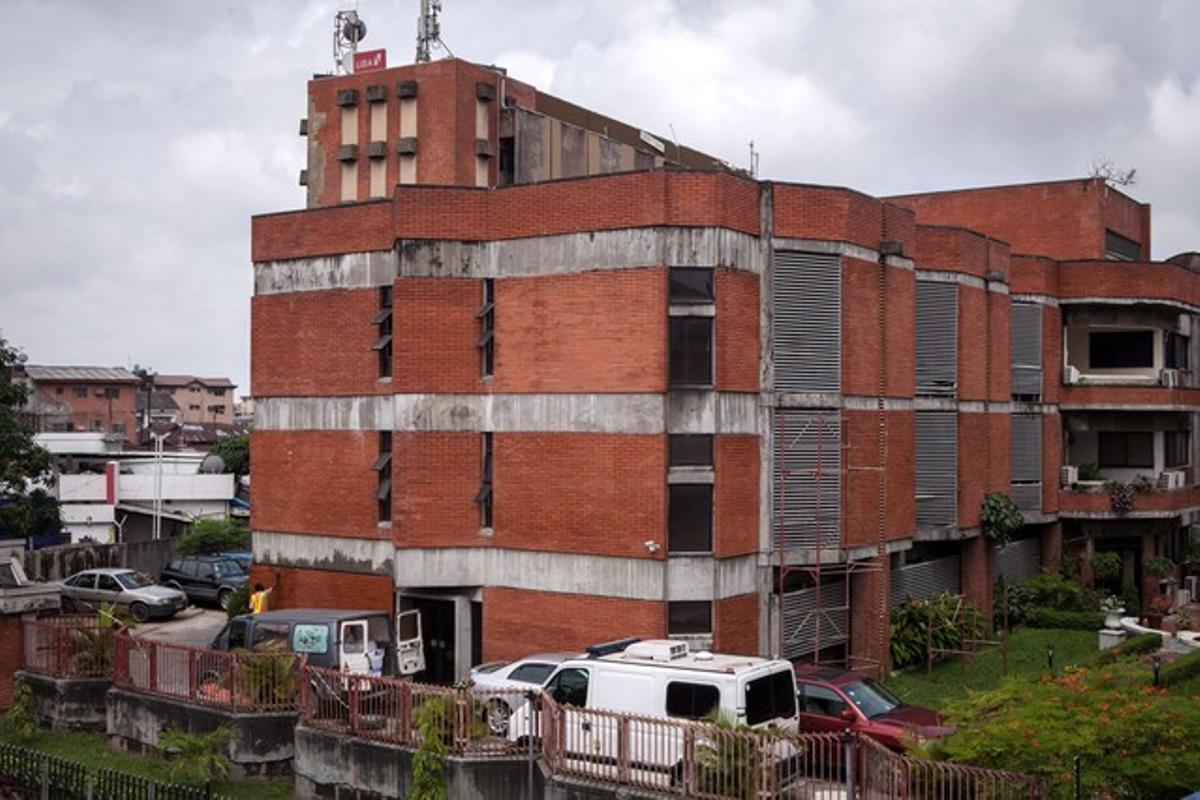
17 365 140 444
250 57 1199 681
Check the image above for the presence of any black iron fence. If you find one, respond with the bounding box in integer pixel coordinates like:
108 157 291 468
0 743 231 800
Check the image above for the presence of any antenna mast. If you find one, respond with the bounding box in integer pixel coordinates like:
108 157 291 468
333 9 368 75
416 0 446 63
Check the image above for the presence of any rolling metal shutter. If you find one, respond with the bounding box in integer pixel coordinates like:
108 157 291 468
1010 414 1043 511
916 280 958 396
915 411 957 528
772 251 841 393
781 580 849 659
1011 302 1043 397
993 537 1042 585
890 556 962 606
772 409 841 549
1193 414 1200 487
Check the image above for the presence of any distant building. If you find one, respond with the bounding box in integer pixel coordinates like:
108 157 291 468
152 375 237 425
234 396 255 426
16 365 139 444
136 391 180 426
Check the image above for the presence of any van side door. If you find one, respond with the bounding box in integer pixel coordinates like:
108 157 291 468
544 667 592 761
396 609 425 676
339 620 370 675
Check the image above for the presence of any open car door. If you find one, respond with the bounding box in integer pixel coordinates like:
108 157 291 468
339 620 370 675
396 609 425 676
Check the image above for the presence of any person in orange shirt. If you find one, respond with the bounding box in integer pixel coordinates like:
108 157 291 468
250 571 280 614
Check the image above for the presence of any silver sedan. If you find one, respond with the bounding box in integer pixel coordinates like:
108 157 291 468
60 568 188 623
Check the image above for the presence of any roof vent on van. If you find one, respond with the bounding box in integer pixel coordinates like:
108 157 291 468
624 640 688 662
693 650 714 661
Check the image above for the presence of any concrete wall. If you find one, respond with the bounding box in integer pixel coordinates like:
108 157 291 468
18 672 109 732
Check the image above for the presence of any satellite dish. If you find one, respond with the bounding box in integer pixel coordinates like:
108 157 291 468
343 18 366 43
199 454 225 474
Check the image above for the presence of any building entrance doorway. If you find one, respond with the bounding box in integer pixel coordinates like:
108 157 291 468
400 595 457 684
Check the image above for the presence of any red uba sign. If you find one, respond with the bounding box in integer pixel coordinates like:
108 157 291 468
353 49 387 73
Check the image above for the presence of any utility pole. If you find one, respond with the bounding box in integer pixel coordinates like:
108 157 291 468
416 0 443 63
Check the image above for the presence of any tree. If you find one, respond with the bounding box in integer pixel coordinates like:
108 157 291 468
0 335 60 538
178 517 249 555
210 433 248 480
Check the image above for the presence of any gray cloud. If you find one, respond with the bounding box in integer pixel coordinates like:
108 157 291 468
2 0 1198 395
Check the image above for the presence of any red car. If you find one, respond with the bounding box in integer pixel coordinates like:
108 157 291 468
793 664 952 751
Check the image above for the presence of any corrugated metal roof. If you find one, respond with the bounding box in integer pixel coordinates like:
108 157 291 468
22 365 138 383
153 374 236 389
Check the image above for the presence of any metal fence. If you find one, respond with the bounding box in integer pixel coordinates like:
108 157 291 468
301 666 531 757
21 615 113 679
297 668 1046 799
0 742 231 800
112 634 304 714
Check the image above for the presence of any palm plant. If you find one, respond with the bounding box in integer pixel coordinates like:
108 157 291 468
158 725 236 784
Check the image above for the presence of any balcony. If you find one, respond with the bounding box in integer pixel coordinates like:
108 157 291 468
1062 306 1193 391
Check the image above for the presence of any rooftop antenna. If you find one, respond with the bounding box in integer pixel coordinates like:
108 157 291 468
748 140 760 178
416 0 453 63
334 8 367 75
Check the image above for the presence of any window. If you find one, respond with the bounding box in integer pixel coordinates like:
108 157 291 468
666 682 720 720
73 387 86 398
745 670 797 726
227 620 248 650
545 668 589 707
104 387 120 399
1089 331 1154 369
115 572 152 590
1098 432 1154 468
375 431 392 523
669 317 713 387
842 679 901 719
66 574 94 589
54 387 63 395
669 434 713 467
342 624 365 654
252 623 290 650
498 136 515 186
668 484 712 552
667 600 712 635
292 624 330 654
97 574 121 593
1105 229 1141 261
373 285 394 379
477 279 495 378
475 432 493 528
915 280 958 396
111 423 125 434
189 404 200 411
195 561 215 580
89 420 103 432
509 663 556 684
669 268 714 305
1166 332 1190 371
209 388 226 397
1166 431 1190 469
799 684 848 718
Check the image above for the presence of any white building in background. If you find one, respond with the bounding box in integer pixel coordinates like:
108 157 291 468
37 433 235 543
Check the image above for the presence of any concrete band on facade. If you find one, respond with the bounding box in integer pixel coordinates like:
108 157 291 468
253 227 767 296
1060 296 1200 315
1010 293 1060 307
254 392 762 434
253 530 759 601
769 237 915 271
914 268 1010 294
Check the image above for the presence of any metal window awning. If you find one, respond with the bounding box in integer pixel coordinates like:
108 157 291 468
115 503 193 523
371 334 393 351
475 300 494 319
371 452 392 471
376 478 391 500
475 329 494 348
473 484 492 503
370 308 393 324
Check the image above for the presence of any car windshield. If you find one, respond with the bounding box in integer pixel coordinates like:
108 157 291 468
842 679 902 719
115 572 154 590
212 561 243 579
473 661 509 674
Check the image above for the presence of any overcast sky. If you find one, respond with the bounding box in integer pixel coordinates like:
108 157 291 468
2 0 1199 396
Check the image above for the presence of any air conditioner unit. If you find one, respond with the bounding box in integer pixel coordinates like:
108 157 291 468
1162 368 1180 388
1163 470 1187 491
1063 365 1081 385
625 640 688 662
1060 465 1079 486
1177 588 1193 608
1186 576 1199 600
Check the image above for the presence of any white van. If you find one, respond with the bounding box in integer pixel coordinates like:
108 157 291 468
507 639 799 786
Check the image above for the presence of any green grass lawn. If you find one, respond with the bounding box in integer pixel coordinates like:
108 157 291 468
0 730 292 800
883 627 1101 711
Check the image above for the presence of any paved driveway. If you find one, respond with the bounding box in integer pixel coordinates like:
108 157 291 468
134 607 226 648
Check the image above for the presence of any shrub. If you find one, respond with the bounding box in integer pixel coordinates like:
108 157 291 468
411 696 449 800
939 663 1200 799
980 492 1023 548
1144 556 1176 578
225 583 249 619
1088 551 1122 584
1077 463 1102 481
1024 607 1104 630
1021 572 1097 613
2 678 37 742
177 517 249 556
1106 481 1134 515
890 592 986 669
1160 648 1200 688
1095 632 1161 665
158 725 235 785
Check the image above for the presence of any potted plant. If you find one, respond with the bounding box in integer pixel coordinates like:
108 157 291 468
1099 595 1125 629
1145 594 1173 629
1105 481 1134 515
1144 556 1176 581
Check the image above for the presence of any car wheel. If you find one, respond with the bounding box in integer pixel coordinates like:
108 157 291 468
60 596 75 613
484 700 512 736
129 602 150 623
217 588 232 610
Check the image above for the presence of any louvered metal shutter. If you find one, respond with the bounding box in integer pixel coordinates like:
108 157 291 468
916 280 958 396
772 251 841 393
890 556 962 606
1193 414 1200 487
1011 302 1043 397
916 412 957 527
772 409 841 549
1010 414 1042 511
781 580 849 659
993 538 1042 585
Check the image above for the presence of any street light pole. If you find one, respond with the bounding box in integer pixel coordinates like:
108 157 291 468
150 429 171 540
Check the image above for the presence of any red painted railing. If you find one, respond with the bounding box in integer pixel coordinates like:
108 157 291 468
112 634 304 714
21 616 113 679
